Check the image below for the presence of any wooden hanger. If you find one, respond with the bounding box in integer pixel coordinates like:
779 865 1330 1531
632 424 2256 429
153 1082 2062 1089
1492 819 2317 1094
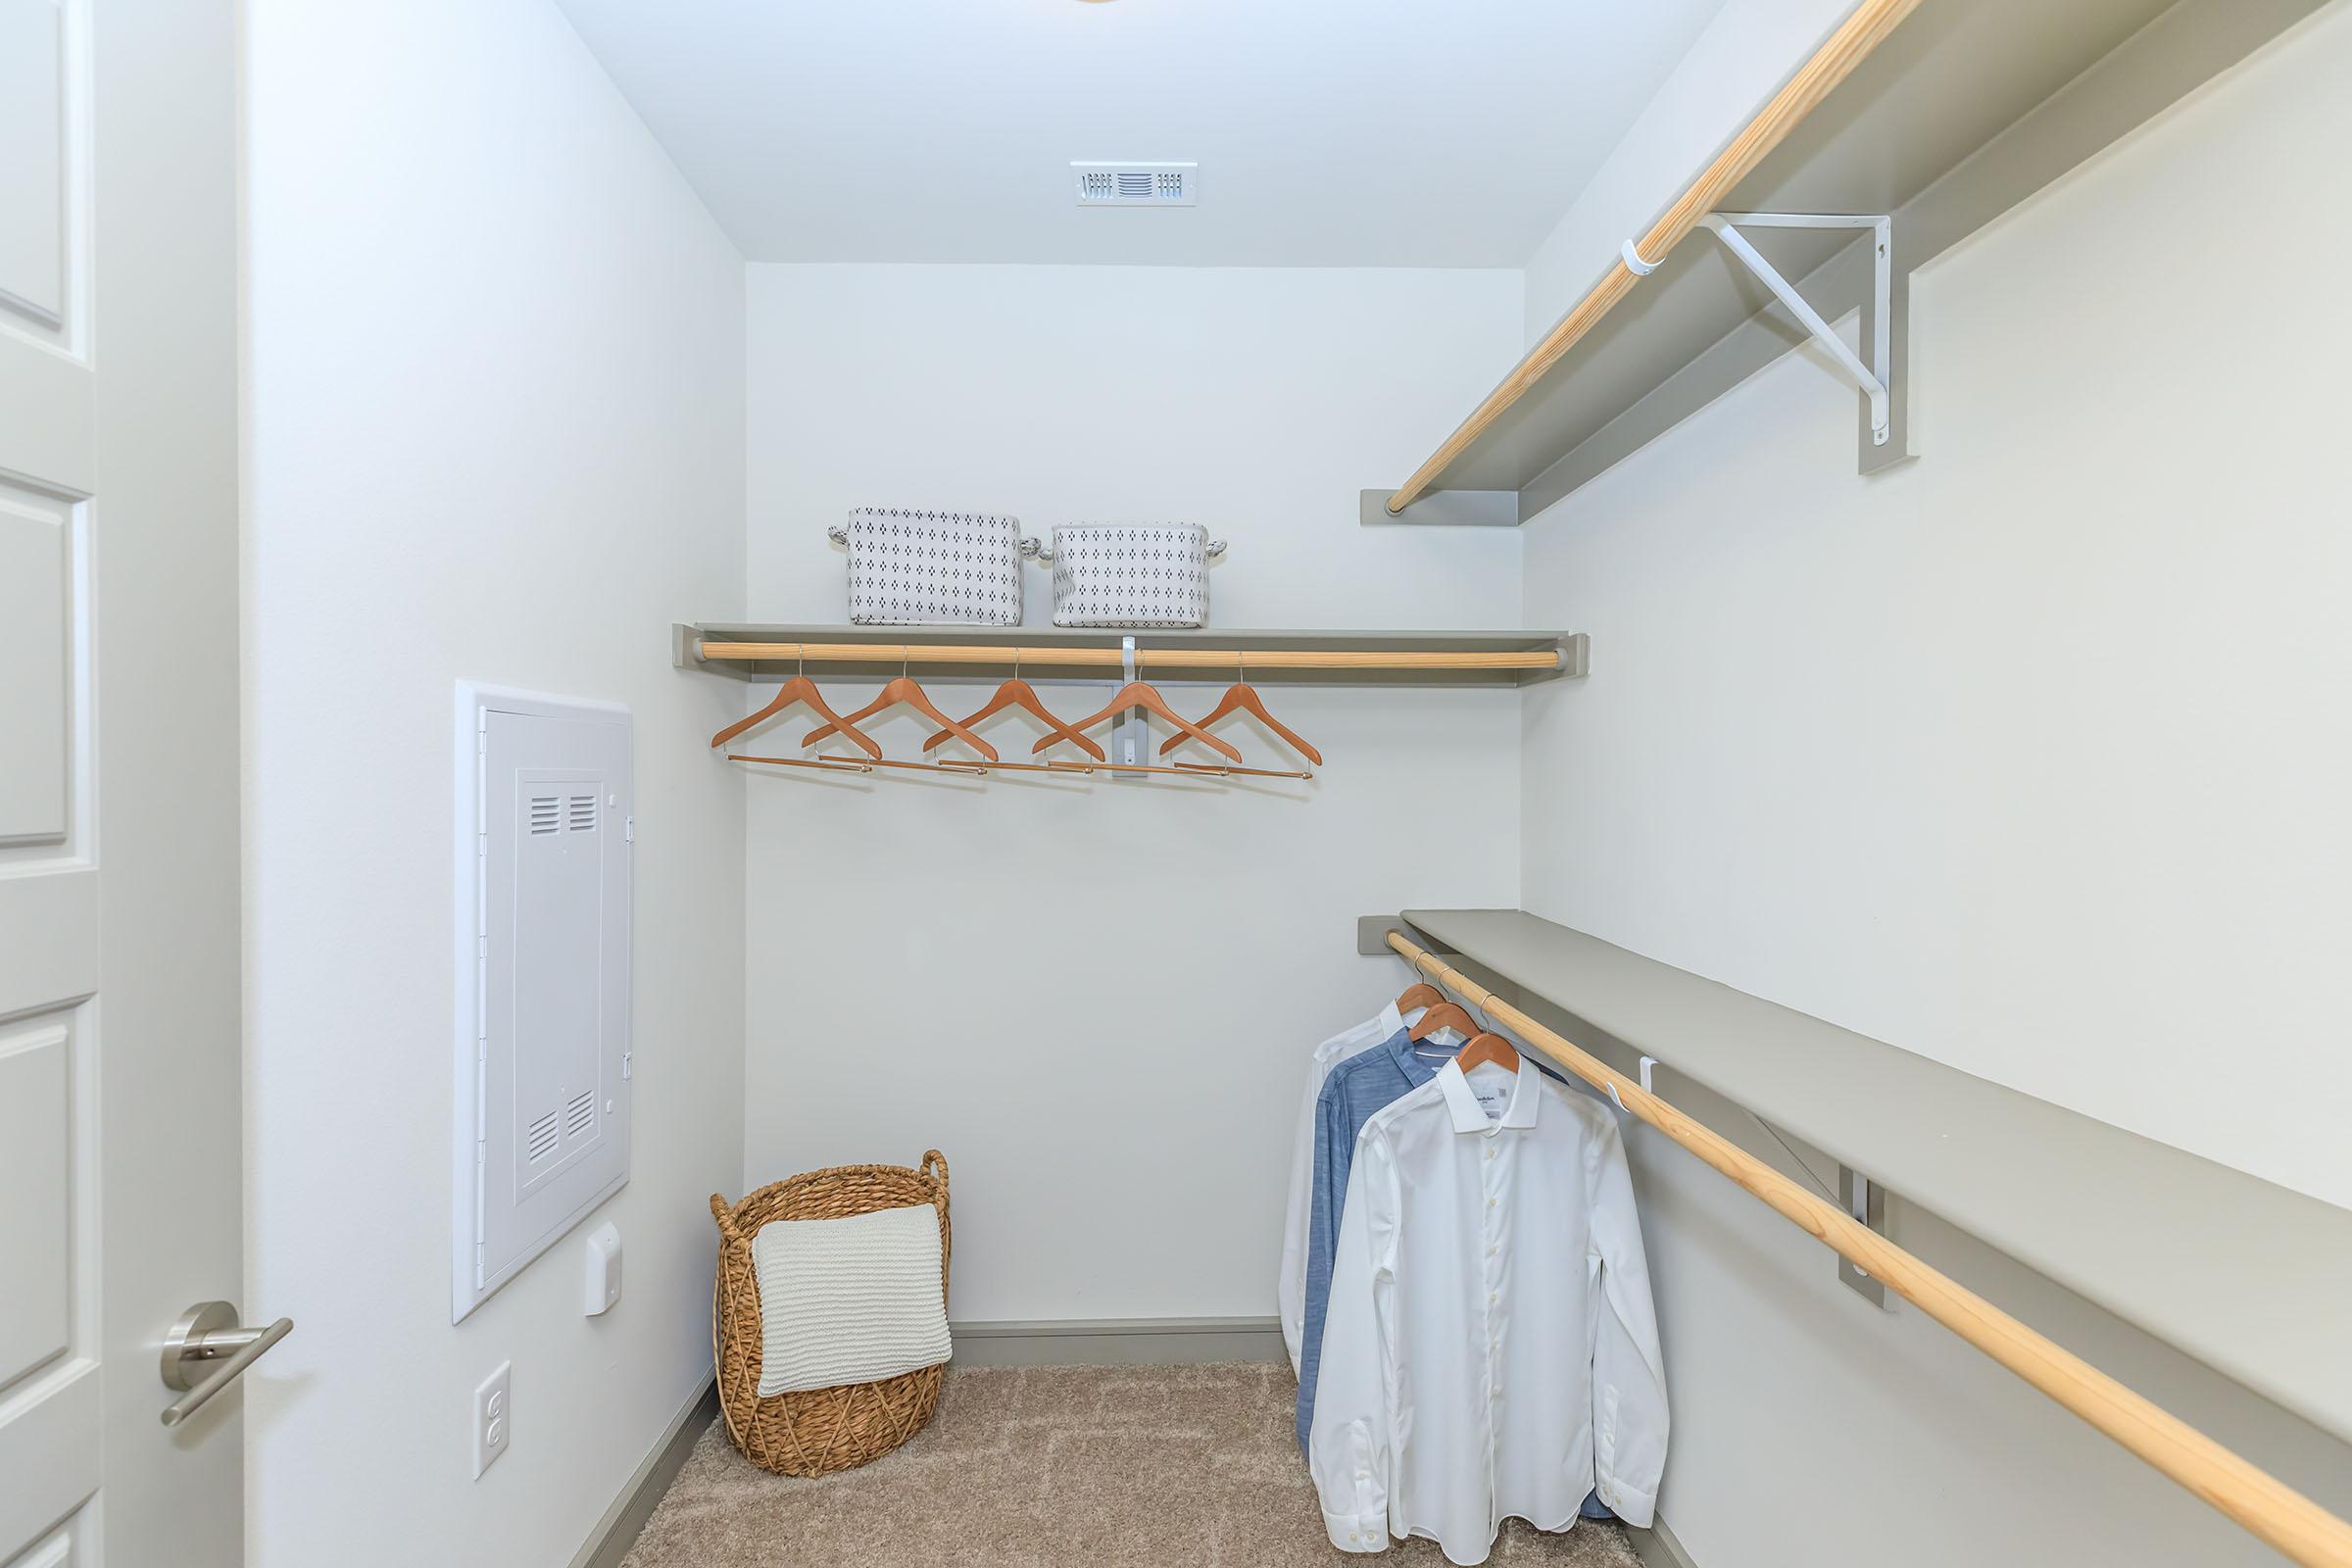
726 753 874 775
1044 677 1243 763
710 656 883 760
1396 982 1446 1014
923 656 1104 761
1159 653 1322 767
1408 1003 1478 1044
1453 1029 1520 1075
731 752 977 777
801 652 1001 763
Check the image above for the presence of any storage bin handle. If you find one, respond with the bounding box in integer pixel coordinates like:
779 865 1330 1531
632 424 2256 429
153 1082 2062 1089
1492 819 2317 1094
826 524 847 547
1028 536 1226 564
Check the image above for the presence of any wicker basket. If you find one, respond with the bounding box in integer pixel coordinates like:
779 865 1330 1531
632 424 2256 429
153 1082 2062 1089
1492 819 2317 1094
709 1151 951 1476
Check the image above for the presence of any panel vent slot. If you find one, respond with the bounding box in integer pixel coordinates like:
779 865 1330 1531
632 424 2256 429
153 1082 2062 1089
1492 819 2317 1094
1072 162 1197 206
566 1089 596 1137
526 1110 561 1162
568 795 597 833
529 797 561 835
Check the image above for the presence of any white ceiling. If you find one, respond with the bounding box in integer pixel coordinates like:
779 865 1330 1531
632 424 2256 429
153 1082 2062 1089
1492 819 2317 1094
553 0 1729 268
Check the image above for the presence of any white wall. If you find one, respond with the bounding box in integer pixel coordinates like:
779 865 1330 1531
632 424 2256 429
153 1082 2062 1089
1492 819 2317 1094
1519 8 2352 1564
741 263 1524 1321
240 1 747 1564
1521 6 2352 1210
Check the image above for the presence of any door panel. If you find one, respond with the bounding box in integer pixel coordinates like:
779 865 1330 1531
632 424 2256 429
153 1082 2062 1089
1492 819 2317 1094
0 482 74 845
0 0 241 1561
0 1018 73 1371
0 0 102 1557
0 0 68 329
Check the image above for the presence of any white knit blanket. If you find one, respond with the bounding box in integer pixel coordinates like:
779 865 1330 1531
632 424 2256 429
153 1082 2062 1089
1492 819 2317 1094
753 1201 951 1396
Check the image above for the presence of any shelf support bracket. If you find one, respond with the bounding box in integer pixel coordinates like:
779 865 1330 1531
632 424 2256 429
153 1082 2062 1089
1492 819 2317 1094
1838 1165 1893 1310
1699 212 1892 450
1111 634 1145 780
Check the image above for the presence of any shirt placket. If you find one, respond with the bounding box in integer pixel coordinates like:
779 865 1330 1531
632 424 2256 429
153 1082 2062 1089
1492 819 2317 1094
1479 1129 1506 1531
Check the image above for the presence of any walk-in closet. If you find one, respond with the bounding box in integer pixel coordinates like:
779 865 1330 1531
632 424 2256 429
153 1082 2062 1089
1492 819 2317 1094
8 0 2351 1565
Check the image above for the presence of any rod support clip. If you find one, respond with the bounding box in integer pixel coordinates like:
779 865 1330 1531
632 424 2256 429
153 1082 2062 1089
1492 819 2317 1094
1604 1056 1658 1114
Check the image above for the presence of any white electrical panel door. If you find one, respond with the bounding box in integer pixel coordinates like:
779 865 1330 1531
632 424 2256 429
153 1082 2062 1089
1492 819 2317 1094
454 686 632 1320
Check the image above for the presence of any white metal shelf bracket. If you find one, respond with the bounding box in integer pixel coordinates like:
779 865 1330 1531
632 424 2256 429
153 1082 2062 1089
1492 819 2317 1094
1699 212 1892 448
1111 634 1144 779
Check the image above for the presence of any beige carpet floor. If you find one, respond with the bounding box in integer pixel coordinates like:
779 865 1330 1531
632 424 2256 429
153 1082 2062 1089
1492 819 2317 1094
622 1362 1642 1568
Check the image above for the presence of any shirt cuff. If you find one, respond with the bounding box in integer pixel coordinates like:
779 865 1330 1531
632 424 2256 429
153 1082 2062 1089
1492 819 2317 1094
1323 1508 1389 1552
1594 1470 1655 1530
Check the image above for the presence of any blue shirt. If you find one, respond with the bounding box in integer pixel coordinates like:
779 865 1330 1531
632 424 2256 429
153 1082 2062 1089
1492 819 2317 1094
1296 1028 1615 1520
1297 1026 1446 1450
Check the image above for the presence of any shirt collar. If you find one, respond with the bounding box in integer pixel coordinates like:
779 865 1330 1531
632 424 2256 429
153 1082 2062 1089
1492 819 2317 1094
1382 1025 1446 1088
1435 1058 1540 1134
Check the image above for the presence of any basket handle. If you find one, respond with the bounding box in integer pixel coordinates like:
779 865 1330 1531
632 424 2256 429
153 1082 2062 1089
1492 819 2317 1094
711 1270 750 1454
919 1150 949 1198
710 1193 745 1248
826 524 848 547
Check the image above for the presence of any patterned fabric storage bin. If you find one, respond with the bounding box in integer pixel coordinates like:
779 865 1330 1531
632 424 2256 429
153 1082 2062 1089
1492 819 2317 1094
1041 523 1226 628
828 508 1034 625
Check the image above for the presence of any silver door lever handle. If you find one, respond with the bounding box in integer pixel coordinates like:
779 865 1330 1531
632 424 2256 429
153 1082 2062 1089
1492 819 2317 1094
161 1300 293 1428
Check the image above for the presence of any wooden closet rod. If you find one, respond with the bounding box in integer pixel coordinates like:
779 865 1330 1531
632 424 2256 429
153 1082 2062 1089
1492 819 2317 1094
697 641 1561 673
1386 930 2352 1568
1386 0 1923 515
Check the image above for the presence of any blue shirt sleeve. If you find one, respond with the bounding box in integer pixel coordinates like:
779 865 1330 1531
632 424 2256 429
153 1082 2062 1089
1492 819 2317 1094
1296 1066 1355 1451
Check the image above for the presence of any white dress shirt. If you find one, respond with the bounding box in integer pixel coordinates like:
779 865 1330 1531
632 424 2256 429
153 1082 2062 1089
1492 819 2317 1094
1278 1001 1407 1373
1309 1059 1668 1565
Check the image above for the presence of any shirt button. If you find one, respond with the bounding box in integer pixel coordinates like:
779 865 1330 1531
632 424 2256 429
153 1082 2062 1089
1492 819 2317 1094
1486 1147 1496 1160
1489 1292 1498 1304
1487 1245 1497 1256
1486 1197 1496 1208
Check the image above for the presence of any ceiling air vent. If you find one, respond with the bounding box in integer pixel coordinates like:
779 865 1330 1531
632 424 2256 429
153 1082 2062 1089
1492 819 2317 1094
1072 162 1197 207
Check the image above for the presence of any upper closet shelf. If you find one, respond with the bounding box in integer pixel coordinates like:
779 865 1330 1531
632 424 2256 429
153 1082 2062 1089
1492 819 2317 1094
674 624 1587 688
1374 908 2352 1452
1369 0 2318 525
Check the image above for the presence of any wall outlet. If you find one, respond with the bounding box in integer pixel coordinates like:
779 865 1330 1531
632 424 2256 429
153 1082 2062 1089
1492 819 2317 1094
473 1361 512 1478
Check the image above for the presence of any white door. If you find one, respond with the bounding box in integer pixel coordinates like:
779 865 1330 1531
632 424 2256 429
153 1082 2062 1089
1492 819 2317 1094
0 0 247 1564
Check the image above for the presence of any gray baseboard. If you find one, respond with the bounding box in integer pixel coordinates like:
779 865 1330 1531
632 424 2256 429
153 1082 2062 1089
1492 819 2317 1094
950 1314 1285 1367
569 1377 719 1568
1627 1517 1698 1568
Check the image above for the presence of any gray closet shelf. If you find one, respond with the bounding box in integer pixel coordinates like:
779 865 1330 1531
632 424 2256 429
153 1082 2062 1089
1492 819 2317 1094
1371 0 2319 525
1374 907 2352 1451
674 624 1587 688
